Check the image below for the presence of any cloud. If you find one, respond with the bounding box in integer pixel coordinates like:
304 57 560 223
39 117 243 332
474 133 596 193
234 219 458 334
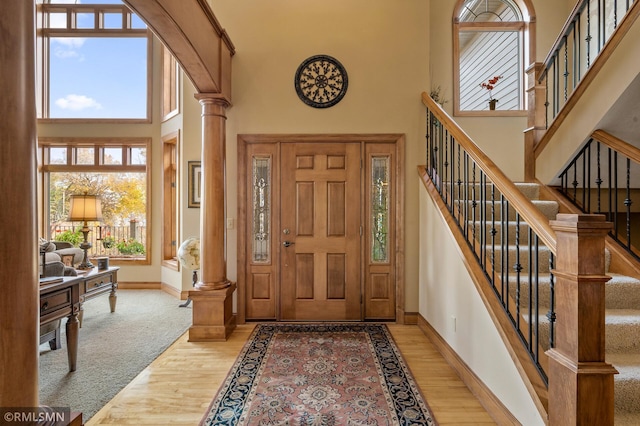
55 94 102 111
51 37 86 59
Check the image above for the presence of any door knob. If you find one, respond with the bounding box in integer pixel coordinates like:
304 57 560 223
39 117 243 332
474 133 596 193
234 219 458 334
283 241 294 247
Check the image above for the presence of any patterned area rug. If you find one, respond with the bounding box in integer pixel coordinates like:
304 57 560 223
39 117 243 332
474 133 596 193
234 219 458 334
201 323 437 425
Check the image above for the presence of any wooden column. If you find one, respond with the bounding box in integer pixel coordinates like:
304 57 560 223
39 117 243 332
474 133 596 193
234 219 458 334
547 214 617 425
523 62 546 181
0 0 39 408
188 94 236 341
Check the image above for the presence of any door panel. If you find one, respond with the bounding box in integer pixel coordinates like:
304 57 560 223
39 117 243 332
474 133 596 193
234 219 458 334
280 142 361 320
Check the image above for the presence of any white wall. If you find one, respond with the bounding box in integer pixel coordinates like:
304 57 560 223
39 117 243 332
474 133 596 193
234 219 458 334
418 180 545 425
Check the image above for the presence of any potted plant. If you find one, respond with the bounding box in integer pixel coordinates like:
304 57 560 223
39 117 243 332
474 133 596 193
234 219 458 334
479 75 503 110
102 235 115 249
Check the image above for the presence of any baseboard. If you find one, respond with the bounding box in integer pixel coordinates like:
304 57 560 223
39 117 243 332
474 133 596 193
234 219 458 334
417 314 520 425
117 281 161 290
116 282 187 301
160 282 183 299
404 312 418 325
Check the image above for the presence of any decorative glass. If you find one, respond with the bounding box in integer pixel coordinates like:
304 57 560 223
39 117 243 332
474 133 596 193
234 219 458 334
252 157 271 263
371 157 390 263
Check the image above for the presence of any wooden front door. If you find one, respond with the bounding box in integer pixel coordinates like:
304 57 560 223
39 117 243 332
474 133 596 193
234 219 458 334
280 142 361 320
238 134 403 324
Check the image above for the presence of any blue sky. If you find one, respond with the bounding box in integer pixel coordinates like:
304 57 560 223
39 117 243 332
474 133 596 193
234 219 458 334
49 0 148 119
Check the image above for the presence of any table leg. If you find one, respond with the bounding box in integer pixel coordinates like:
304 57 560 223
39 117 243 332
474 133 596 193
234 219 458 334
109 285 117 312
66 313 79 372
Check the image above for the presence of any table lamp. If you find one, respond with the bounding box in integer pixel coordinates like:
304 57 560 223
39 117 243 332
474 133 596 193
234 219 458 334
68 193 103 269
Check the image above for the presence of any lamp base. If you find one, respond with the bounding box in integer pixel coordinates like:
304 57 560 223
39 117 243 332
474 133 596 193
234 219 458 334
76 261 95 270
78 230 94 270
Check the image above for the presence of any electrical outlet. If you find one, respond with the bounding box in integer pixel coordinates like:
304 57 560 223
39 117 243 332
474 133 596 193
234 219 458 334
451 315 457 332
226 218 235 229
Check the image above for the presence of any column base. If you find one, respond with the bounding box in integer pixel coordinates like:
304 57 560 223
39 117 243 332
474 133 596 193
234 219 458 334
188 282 236 341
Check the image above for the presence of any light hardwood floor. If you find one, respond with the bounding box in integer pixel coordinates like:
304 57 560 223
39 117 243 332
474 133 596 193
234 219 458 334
86 324 496 425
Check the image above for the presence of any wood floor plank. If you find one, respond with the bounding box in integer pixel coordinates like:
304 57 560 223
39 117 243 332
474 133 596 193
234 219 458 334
86 324 496 425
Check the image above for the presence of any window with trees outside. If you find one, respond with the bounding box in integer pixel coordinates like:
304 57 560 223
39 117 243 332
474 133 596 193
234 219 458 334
39 139 151 264
454 0 531 116
39 0 150 121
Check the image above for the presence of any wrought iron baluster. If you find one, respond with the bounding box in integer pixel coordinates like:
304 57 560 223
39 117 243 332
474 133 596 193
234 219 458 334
572 159 578 203
547 253 556 350
501 194 507 307
457 144 462 226
563 37 569 102
444 129 449 204
472 163 477 255
614 152 619 240
528 228 534 352
586 141 591 212
596 142 602 213
491 183 497 291
586 0 592 68
608 147 613 223
515 212 522 330
625 158 632 249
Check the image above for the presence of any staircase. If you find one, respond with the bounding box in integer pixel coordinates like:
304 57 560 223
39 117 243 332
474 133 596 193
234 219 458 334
501 183 640 425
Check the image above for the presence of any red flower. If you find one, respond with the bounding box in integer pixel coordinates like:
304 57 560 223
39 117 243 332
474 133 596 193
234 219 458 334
479 75 503 101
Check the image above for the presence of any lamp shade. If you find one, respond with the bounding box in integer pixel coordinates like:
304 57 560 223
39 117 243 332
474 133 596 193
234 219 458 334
68 194 103 222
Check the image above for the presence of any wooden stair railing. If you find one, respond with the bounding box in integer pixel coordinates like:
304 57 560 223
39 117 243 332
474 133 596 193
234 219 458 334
420 93 616 424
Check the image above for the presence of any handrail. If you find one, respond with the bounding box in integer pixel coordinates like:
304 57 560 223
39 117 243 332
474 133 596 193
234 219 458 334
592 129 640 164
422 92 557 252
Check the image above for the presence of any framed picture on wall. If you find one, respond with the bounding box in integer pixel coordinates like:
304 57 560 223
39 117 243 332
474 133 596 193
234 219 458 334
188 161 202 208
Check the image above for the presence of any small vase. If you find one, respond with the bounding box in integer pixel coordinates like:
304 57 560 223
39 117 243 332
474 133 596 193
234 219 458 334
488 99 498 110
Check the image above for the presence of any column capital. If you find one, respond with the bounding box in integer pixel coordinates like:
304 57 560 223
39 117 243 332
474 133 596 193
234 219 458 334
194 93 232 109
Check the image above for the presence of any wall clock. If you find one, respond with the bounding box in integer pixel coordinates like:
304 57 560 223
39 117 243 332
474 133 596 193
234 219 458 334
294 55 348 108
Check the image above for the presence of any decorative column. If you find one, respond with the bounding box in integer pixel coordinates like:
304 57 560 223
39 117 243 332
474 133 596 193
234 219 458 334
0 0 39 408
547 214 617 425
524 62 546 181
188 94 236 341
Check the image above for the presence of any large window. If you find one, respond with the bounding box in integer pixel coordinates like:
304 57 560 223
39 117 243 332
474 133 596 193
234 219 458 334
39 0 151 121
454 0 533 116
39 138 151 264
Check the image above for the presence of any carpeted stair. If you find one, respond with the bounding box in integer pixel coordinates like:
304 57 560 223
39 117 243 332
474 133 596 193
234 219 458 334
471 182 640 425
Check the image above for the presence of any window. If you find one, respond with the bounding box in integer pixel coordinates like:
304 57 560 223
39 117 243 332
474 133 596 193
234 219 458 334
454 0 534 115
161 44 180 121
162 133 179 269
39 0 151 121
39 138 151 264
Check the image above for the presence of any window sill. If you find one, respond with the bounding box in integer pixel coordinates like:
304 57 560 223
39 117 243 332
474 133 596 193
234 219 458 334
453 109 528 117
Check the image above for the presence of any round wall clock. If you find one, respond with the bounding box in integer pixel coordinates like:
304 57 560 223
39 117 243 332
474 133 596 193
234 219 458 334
294 55 348 108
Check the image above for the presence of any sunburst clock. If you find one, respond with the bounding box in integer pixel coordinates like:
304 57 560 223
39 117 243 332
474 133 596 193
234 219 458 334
294 54 348 108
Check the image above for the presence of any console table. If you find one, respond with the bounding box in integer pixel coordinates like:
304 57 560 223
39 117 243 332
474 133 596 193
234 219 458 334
77 266 119 326
40 266 119 371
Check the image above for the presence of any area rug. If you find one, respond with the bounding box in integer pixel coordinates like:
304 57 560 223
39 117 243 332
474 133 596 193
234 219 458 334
201 323 437 425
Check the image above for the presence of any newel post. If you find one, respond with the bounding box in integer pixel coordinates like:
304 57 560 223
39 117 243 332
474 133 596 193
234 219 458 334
547 214 617 425
524 62 546 181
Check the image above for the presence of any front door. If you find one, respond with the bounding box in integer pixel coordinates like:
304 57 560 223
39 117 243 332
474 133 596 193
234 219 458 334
280 142 361 320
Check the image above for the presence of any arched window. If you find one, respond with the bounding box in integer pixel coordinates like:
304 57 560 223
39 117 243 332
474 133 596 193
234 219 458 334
453 0 534 116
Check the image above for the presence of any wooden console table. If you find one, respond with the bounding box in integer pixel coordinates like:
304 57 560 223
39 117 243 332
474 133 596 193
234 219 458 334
39 266 119 371
77 266 119 326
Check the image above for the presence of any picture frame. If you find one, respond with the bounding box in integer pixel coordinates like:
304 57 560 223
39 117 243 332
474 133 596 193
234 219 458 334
60 253 75 267
188 161 202 208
